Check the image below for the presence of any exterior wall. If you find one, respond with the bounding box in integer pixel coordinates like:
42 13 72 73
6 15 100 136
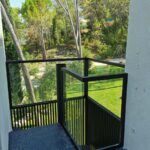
0 7 12 150
124 0 150 149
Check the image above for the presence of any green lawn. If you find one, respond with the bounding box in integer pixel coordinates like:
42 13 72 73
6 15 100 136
66 65 124 118
89 82 122 117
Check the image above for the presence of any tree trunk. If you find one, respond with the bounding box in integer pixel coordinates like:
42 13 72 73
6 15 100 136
56 0 82 58
41 27 47 60
75 0 82 57
1 2 36 103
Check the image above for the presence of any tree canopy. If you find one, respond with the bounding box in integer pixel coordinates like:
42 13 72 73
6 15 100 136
21 0 54 59
4 0 130 59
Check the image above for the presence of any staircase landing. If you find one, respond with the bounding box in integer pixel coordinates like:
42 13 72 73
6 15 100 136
9 124 76 150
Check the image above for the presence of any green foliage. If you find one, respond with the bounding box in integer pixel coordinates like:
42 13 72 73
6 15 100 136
81 0 129 59
67 61 84 75
21 0 52 21
82 39 93 58
10 7 25 40
6 0 130 59
9 64 23 106
82 46 92 58
21 0 55 57
36 67 56 101
3 0 23 105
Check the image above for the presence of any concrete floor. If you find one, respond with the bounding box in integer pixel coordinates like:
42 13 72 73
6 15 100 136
9 124 76 150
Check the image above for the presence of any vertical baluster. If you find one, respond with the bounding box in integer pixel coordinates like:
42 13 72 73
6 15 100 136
13 108 16 129
65 100 67 128
35 105 38 127
67 100 69 128
53 103 55 124
76 99 79 144
69 100 71 134
26 107 29 128
20 107 23 129
19 107 22 129
45 103 47 126
56 102 58 123
32 106 34 128
73 99 75 141
16 108 19 129
55 102 57 123
28 106 31 128
43 104 46 126
79 99 81 145
22 107 25 129
45 103 48 125
25 107 28 129
49 103 51 124
47 103 50 125
42 104 44 126
51 103 54 124
33 105 35 127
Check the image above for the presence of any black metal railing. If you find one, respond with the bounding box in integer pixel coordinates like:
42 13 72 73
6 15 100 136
86 96 121 149
64 96 86 146
6 57 127 150
11 100 58 129
61 63 127 149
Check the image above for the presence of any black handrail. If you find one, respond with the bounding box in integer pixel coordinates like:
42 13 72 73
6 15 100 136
6 58 85 64
11 100 57 109
62 67 127 82
83 73 127 82
88 58 125 68
6 57 125 68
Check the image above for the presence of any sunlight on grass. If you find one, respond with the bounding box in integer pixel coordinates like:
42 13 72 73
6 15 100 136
67 79 122 118
89 86 122 117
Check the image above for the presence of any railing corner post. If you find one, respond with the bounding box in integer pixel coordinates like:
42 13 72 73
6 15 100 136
120 73 128 147
56 64 66 126
84 58 89 145
84 58 89 97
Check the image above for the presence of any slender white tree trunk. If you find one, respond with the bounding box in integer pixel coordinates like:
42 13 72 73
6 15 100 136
1 2 36 103
75 0 82 57
56 0 82 57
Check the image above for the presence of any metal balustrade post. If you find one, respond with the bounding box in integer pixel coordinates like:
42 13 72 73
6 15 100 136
84 58 89 98
56 64 66 126
84 58 89 145
120 74 128 147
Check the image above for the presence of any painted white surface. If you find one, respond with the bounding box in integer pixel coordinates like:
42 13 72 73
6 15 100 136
0 6 12 150
124 0 150 149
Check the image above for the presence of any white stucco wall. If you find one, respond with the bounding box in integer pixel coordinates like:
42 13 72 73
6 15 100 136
0 7 12 150
124 0 150 149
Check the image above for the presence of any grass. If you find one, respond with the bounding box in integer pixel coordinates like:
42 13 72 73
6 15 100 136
89 80 122 117
66 65 124 118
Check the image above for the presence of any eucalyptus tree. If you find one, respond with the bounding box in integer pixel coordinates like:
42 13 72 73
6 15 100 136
0 0 36 103
21 0 54 59
56 0 82 57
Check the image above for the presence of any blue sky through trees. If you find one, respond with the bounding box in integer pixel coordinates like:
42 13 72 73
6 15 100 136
10 0 25 8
